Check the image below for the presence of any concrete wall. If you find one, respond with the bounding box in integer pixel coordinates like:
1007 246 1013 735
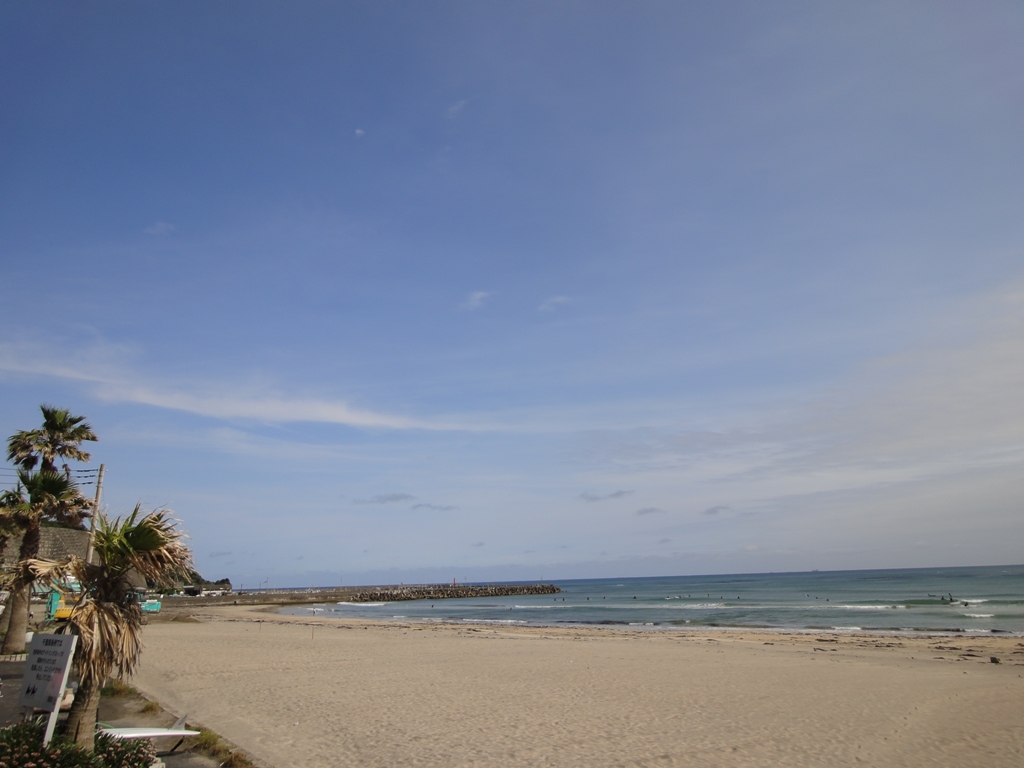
0 527 91 568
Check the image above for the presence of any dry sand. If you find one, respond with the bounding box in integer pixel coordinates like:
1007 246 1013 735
134 606 1024 768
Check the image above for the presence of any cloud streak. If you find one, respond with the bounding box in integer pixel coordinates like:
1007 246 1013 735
0 340 470 431
446 99 468 119
463 291 491 311
143 221 175 236
354 493 416 505
574 282 1024 525
539 295 571 312
580 490 632 502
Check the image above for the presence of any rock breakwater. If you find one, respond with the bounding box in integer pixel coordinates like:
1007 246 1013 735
166 583 559 608
344 583 561 603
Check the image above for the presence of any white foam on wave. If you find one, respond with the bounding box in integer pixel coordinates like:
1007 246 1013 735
336 601 386 607
832 626 862 631
828 604 906 610
467 618 526 625
964 613 994 618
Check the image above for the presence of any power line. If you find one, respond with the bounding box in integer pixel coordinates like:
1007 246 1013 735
0 468 100 474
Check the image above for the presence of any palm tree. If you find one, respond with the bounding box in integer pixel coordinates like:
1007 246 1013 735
30 505 193 749
0 496 21 637
7 405 98 477
3 405 97 649
0 470 90 654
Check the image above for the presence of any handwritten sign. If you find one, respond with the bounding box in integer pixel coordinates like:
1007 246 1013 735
19 633 77 711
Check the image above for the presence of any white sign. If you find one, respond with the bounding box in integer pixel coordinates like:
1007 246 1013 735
19 633 77 712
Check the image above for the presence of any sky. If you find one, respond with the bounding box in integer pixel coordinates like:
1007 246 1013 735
1 2 1022 588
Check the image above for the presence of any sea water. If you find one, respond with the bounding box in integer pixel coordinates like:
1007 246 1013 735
280 564 1024 635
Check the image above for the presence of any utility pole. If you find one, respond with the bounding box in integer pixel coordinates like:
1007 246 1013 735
86 464 105 565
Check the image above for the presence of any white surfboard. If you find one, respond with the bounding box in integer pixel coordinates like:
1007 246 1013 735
100 727 200 740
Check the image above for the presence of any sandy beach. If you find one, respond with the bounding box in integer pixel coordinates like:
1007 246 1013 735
130 606 1024 768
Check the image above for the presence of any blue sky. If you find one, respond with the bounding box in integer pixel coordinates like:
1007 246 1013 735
2 2 1022 587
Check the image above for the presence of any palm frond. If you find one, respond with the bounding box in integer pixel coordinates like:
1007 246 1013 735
34 506 192 685
7 405 97 473
93 505 193 585
70 600 144 682
12 470 90 528
27 556 76 584
6 430 41 470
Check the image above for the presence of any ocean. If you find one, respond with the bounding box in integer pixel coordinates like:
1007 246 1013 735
280 564 1024 635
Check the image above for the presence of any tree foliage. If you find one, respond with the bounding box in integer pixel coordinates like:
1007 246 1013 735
0 470 91 654
0 721 155 768
6 405 97 476
1 405 97 653
30 506 193 748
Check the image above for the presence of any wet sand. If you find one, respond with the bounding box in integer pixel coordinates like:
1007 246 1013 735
134 605 1024 768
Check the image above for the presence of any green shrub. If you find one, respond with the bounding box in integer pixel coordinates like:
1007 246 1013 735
93 732 155 768
0 721 96 768
0 722 156 768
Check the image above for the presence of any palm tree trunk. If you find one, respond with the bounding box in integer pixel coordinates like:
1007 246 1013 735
0 521 41 655
65 674 102 750
0 583 30 654
0 597 10 637
0 532 11 635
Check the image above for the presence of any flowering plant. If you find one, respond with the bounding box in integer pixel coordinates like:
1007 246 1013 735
0 722 155 768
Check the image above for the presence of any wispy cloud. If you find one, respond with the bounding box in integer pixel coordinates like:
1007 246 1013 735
463 291 491 311
209 551 232 558
575 282 1024 522
636 507 666 516
0 339 469 431
354 493 416 505
447 99 468 119
104 386 452 430
472 541 484 547
412 503 459 512
539 295 571 312
580 490 632 502
143 221 175 236
354 128 365 137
